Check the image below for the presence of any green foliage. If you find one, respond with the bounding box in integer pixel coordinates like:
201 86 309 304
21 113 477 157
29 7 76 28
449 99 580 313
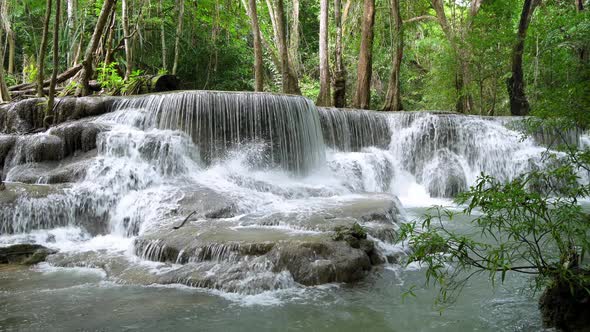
97 62 124 94
121 69 144 95
23 62 38 84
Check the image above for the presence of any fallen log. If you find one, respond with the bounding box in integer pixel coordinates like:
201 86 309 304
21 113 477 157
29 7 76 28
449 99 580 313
9 64 83 92
122 74 180 95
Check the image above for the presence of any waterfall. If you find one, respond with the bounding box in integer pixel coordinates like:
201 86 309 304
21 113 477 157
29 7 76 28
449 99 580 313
110 91 326 174
0 91 574 295
318 107 390 151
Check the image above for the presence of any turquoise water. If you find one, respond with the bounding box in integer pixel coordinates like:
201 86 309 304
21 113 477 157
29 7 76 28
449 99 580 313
0 207 546 332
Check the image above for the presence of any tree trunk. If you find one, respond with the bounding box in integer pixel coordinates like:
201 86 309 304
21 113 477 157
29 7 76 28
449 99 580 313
332 0 346 108
507 0 540 116
0 32 11 103
159 0 167 71
576 0 584 11
7 31 15 75
289 0 300 75
104 9 117 65
275 0 301 95
382 0 403 112
48 0 62 115
122 0 133 79
317 0 331 106
37 0 53 97
352 0 375 109
172 0 184 75
75 0 116 96
66 0 76 66
248 0 264 91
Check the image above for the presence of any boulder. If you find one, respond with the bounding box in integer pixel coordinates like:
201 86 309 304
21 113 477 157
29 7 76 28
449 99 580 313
5 134 63 167
0 96 116 134
48 120 107 157
0 244 57 265
5 152 94 184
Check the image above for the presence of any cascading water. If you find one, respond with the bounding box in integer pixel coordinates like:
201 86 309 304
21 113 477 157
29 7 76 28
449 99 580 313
0 91 566 296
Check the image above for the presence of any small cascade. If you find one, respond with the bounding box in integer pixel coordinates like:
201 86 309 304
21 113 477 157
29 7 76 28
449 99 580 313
387 112 546 191
111 91 325 174
318 107 390 151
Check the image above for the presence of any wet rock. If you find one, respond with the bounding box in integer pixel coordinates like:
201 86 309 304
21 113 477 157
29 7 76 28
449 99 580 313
133 213 379 290
238 193 402 242
0 244 57 265
5 134 64 167
0 135 16 166
0 182 109 236
539 278 590 332
5 150 95 184
268 239 371 285
48 120 107 157
1 96 116 134
175 186 238 219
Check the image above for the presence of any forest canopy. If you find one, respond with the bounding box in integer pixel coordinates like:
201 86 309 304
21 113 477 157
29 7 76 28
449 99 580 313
0 0 588 116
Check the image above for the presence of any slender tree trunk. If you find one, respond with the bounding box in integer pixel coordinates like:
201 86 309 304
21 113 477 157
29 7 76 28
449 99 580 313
75 0 116 96
7 31 14 75
104 9 117 64
48 0 62 116
122 0 133 79
66 0 76 66
317 0 331 106
275 0 301 95
159 0 167 71
289 0 300 75
0 0 14 75
332 0 346 107
172 0 184 75
37 0 53 97
248 0 264 91
352 0 375 109
382 0 403 112
576 0 584 11
265 0 279 44
507 0 540 116
0 32 11 102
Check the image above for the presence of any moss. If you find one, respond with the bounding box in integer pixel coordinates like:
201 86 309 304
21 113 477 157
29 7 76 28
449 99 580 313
332 222 368 249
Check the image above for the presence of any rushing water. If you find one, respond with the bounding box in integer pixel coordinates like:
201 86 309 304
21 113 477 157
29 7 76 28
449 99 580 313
0 91 578 331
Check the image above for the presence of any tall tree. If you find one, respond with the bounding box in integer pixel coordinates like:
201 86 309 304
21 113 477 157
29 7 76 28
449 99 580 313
289 0 301 75
275 0 301 94
48 0 62 115
172 0 185 75
0 32 11 102
159 0 168 71
248 0 264 91
332 0 346 107
382 0 404 112
66 0 77 66
352 0 375 109
317 0 331 106
1 0 15 75
122 0 133 79
507 0 540 116
37 0 53 97
76 0 116 96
